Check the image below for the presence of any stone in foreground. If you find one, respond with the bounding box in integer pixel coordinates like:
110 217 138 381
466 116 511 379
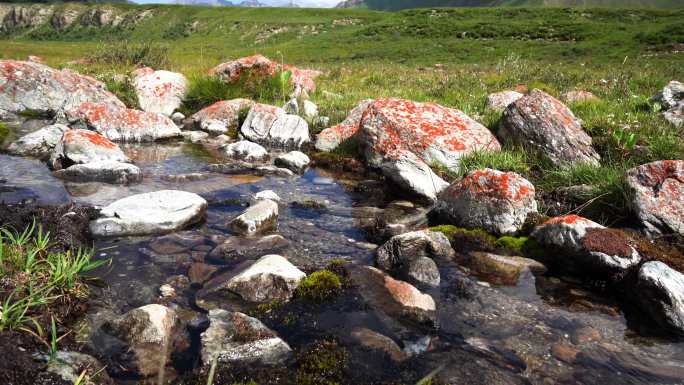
131 67 187 116
50 129 129 169
635 261 684 335
54 160 142 184
274 151 310 173
626 160 684 236
437 168 537 235
201 309 292 366
7 124 69 158
90 190 207 237
499 89 600 167
230 198 279 236
240 103 310 149
223 254 306 303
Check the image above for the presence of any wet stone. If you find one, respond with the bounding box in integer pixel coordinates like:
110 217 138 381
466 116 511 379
350 328 407 362
551 343 578 364
208 234 290 263
230 198 279 236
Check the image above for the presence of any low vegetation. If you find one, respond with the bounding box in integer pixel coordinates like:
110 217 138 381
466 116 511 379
295 270 342 302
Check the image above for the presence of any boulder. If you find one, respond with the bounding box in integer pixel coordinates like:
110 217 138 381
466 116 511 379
485 91 523 113
499 89 600 167
274 151 310 173
7 123 69 158
407 257 441 287
437 168 537 235
181 130 209 143
0 60 124 116
209 161 295 178
315 99 373 152
626 160 684 236
359 98 500 201
353 266 436 327
186 98 254 134
216 254 306 303
663 104 683 127
240 103 310 149
650 80 684 110
223 140 269 162
560 90 598 104
201 309 292 366
171 111 185 124
230 198 279 236
50 129 129 170
208 234 290 263
54 160 142 184
635 261 684 335
66 101 181 142
90 190 207 237
131 67 187 116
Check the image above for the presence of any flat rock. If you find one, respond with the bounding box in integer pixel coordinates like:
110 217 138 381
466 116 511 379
274 150 310 173
54 160 142 184
230 198 279 236
466 251 547 285
485 91 523 113
223 140 269 162
350 328 407 362
7 123 69 158
315 99 373 152
187 98 254 134
90 190 207 237
131 67 187 116
50 128 129 169
635 261 684 335
181 130 210 143
43 351 112 384
240 103 310 150
208 234 290 262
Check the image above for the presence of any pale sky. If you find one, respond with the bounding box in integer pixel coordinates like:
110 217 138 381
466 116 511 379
133 0 341 6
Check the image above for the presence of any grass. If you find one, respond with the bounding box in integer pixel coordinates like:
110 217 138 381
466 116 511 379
88 40 170 69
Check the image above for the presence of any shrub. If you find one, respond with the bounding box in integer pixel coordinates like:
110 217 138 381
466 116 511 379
89 40 169 68
295 270 342 303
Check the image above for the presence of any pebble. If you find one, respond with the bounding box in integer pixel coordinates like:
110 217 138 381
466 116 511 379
551 343 578 363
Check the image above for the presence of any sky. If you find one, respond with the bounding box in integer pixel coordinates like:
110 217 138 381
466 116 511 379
133 0 340 6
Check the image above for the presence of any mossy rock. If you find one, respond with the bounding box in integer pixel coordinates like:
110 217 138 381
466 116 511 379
295 270 342 302
295 339 348 385
429 225 497 250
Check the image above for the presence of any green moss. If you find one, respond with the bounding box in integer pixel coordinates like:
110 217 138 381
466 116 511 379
295 270 342 303
0 123 8 144
494 236 546 259
295 340 348 385
429 225 497 249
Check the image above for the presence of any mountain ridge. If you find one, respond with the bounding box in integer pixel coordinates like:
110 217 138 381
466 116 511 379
336 0 684 9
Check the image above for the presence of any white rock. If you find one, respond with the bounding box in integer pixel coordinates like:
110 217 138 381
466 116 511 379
223 140 269 162
230 199 279 236
131 68 187 116
90 190 207 237
301 100 318 122
274 151 310 173
50 128 129 169
201 118 230 136
485 91 523 113
7 124 69 158
171 111 186 124
636 261 684 335
240 103 310 149
181 130 210 143
251 190 281 203
54 160 142 184
226 254 306 302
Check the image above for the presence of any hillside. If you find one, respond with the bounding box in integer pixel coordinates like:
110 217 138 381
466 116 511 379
336 0 684 9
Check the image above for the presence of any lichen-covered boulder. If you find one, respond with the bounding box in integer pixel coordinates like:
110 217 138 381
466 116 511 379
437 168 537 235
7 123 69 158
131 67 187 116
626 160 684 236
485 91 523 113
240 103 310 149
499 89 600 167
186 98 254 134
315 99 373 152
274 151 310 173
54 160 142 184
90 190 207 237
66 101 181 142
201 309 292 366
50 129 129 170
635 261 684 335
0 60 124 116
230 198 279 236
223 140 269 162
359 98 500 201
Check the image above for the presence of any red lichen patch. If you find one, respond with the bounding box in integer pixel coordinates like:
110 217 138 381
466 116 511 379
193 99 253 123
452 169 534 202
63 129 117 149
632 160 684 189
209 55 320 92
582 228 635 259
543 215 594 226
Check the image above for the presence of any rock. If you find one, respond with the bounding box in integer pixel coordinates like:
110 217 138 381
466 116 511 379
43 351 111 384
159 284 175 298
560 90 598 104
663 104 683 127
161 172 209 183
222 140 269 162
209 162 295 178
90 190 207 237
499 89 600 167
301 100 318 122
485 91 523 113
466 252 547 285
376 230 453 286
7 123 69 158
189 262 218 284
551 343 578 363
251 190 281 203
350 328 406 362
50 129 129 170
359 98 501 201
218 254 306 303
0 60 124 116
315 99 373 152
101 304 180 377
201 309 292 366
625 160 684 236
354 266 436 327
240 103 310 149
650 80 684 110
26 55 44 63
274 151 310 173
171 111 185 124
571 326 601 344
54 160 142 184
187 98 254 134
66 101 181 142
230 198 279 236
208 234 290 263
283 97 299 115
357 201 431 244
181 130 209 143
437 168 537 235
131 67 187 116
635 261 684 335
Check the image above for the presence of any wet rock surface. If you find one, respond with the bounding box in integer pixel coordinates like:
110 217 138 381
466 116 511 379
54 160 143 184
230 198 279 236
635 261 684 335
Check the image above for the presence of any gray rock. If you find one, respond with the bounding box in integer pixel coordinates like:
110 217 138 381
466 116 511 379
201 309 292 366
223 140 269 162
181 130 209 143
301 100 318 122
209 162 295 177
650 80 684 110
240 103 310 149
208 234 290 262
407 256 441 287
41 351 111 384
315 99 373 152
230 199 279 236
350 328 406 362
90 190 207 237
187 98 254 133
485 91 523 113
50 128 129 170
54 160 142 184
131 67 187 116
7 123 69 158
219 254 306 303
274 151 310 173
636 261 684 335
171 111 185 124
466 251 547 285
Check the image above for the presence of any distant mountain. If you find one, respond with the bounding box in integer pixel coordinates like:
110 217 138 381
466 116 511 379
336 0 684 9
239 0 267 6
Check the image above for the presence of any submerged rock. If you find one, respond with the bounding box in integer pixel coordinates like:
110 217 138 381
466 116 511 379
635 261 684 335
240 103 310 149
131 67 187 116
7 123 69 158
274 150 310 173
208 234 290 262
466 251 547 285
90 190 207 237
499 89 600 167
350 328 406 362
50 129 129 169
54 160 142 184
201 309 292 366
222 140 269 162
485 91 523 113
626 160 684 236
315 99 373 152
186 98 254 134
437 168 537 235
230 198 279 236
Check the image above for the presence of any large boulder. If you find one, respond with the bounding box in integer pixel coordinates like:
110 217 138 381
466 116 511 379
186 98 254 134
201 309 292 366
626 160 684 236
274 151 310 173
131 67 187 116
230 198 279 236
90 190 207 237
240 103 310 149
7 123 69 158
499 89 600 167
223 140 269 162
650 80 684 110
359 98 500 201
315 99 373 152
54 160 142 184
50 129 129 170
635 261 684 335
437 168 537 235
66 101 181 142
485 91 523 113
0 60 124 116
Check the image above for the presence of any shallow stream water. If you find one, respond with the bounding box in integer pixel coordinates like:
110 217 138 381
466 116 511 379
1 121 684 384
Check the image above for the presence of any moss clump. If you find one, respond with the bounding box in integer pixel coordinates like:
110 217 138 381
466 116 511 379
494 236 528 253
295 270 342 302
429 225 497 249
0 123 8 144
295 339 348 385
